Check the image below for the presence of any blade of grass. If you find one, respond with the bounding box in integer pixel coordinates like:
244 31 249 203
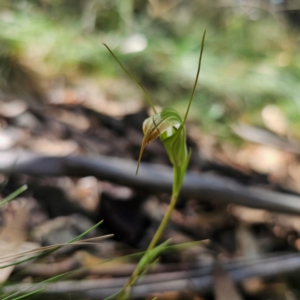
0 234 113 264
0 185 27 208
0 220 104 269
2 240 203 300
67 219 104 243
10 288 46 300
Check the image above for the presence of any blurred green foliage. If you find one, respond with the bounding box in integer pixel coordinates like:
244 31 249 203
1 0 300 141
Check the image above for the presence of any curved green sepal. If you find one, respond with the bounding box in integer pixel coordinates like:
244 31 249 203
136 108 182 174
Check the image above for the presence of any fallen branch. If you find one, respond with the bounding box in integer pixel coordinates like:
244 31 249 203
1 151 300 214
4 253 300 299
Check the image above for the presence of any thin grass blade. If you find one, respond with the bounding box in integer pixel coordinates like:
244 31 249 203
0 185 27 208
0 220 104 269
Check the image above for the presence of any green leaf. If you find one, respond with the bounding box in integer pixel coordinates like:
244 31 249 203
183 29 206 124
135 240 170 276
103 43 157 114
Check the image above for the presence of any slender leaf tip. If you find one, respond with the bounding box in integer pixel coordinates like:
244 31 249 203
183 29 206 124
103 43 157 114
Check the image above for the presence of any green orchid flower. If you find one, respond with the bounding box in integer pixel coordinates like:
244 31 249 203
103 29 206 300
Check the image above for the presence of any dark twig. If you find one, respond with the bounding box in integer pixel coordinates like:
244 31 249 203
1 151 300 214
3 253 300 299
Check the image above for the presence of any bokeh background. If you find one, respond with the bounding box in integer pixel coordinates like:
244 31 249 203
2 0 300 299
2 0 300 136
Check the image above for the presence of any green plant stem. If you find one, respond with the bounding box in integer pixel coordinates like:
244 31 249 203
115 167 181 300
146 192 177 251
115 194 178 299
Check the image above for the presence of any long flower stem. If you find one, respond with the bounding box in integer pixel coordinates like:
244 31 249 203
116 194 178 299
147 192 178 251
116 168 181 300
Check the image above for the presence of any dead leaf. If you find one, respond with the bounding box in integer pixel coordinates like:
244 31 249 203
0 199 30 283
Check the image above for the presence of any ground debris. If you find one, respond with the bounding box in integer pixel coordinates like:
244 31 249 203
1 92 300 300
